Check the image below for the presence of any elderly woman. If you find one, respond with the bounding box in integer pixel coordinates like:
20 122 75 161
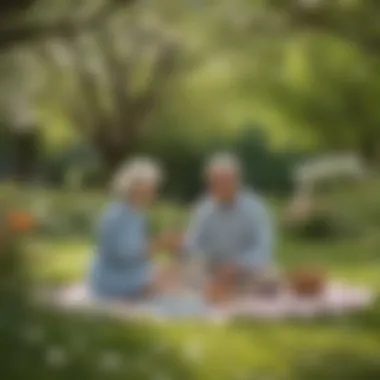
88 158 171 301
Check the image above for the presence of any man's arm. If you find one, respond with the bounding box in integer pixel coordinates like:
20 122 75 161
98 205 147 262
182 200 210 256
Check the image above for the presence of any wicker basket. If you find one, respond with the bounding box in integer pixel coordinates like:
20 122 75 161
288 268 326 297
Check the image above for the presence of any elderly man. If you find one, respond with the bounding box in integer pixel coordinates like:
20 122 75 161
183 153 275 295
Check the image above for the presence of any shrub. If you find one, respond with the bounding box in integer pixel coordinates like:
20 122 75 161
0 206 193 380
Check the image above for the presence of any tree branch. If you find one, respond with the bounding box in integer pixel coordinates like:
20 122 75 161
131 39 178 124
95 26 134 132
267 0 380 56
0 0 136 51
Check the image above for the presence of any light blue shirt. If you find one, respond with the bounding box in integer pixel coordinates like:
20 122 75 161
89 201 152 299
184 190 274 270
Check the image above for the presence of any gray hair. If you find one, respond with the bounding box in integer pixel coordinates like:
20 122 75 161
112 157 163 196
204 152 241 178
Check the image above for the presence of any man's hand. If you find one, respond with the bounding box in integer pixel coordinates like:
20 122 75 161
152 234 184 254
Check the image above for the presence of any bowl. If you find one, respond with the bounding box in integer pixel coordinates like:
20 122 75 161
288 268 326 297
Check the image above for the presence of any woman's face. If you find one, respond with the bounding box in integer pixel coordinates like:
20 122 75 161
129 181 158 208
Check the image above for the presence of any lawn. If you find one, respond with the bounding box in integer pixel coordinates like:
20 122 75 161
2 182 380 380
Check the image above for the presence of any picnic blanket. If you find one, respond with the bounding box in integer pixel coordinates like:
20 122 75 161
42 281 375 323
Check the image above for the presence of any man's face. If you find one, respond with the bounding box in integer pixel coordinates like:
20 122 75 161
208 168 239 203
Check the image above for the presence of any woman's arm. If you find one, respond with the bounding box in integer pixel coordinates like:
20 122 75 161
98 205 147 263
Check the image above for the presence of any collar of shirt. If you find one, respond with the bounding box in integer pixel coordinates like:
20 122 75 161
209 190 247 211
116 200 146 221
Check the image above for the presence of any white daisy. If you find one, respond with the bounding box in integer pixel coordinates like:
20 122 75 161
99 351 123 372
182 340 204 363
151 373 171 380
22 325 45 345
45 346 68 368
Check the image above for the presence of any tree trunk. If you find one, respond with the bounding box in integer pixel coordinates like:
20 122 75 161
91 119 142 178
93 138 133 180
359 132 379 165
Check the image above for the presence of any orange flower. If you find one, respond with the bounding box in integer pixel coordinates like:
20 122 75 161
7 211 36 233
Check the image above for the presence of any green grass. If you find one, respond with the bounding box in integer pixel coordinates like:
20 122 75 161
22 232 380 380
3 182 380 379
26 233 380 289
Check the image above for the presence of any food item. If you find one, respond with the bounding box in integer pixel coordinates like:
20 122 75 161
288 268 326 297
204 280 233 303
253 276 281 297
242 269 280 297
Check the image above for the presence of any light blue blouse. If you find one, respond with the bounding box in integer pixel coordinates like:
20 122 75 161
89 201 152 299
184 190 274 270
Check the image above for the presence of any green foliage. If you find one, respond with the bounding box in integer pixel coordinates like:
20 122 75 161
0 203 193 380
294 350 380 380
233 128 308 195
285 211 341 241
2 184 380 379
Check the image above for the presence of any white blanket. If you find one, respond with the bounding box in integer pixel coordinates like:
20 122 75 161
45 282 375 323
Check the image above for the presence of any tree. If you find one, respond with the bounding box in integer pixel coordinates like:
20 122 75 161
267 0 380 58
0 0 181 178
0 0 140 181
0 0 136 51
39 14 179 172
217 0 380 161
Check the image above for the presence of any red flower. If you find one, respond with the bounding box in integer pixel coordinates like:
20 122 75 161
7 211 36 233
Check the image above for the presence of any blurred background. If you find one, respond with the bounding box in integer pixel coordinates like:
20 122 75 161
1 0 380 379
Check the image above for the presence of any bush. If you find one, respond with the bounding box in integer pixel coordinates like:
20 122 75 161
285 211 340 240
0 205 193 380
294 350 380 380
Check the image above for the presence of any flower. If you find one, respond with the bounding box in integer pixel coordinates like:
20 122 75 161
45 346 68 368
7 210 36 233
182 340 204 363
151 373 171 380
99 351 123 372
21 324 45 344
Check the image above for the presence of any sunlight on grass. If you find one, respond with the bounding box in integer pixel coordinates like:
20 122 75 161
26 238 90 285
25 235 380 291
22 234 380 379
3 183 380 380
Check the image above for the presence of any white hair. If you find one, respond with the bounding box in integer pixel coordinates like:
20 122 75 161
204 152 241 178
112 157 163 196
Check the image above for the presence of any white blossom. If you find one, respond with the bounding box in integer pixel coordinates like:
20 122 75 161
151 342 169 356
22 325 45 345
233 371 252 380
135 357 147 372
45 346 68 368
182 340 204 363
299 0 322 8
151 373 171 380
99 351 123 372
